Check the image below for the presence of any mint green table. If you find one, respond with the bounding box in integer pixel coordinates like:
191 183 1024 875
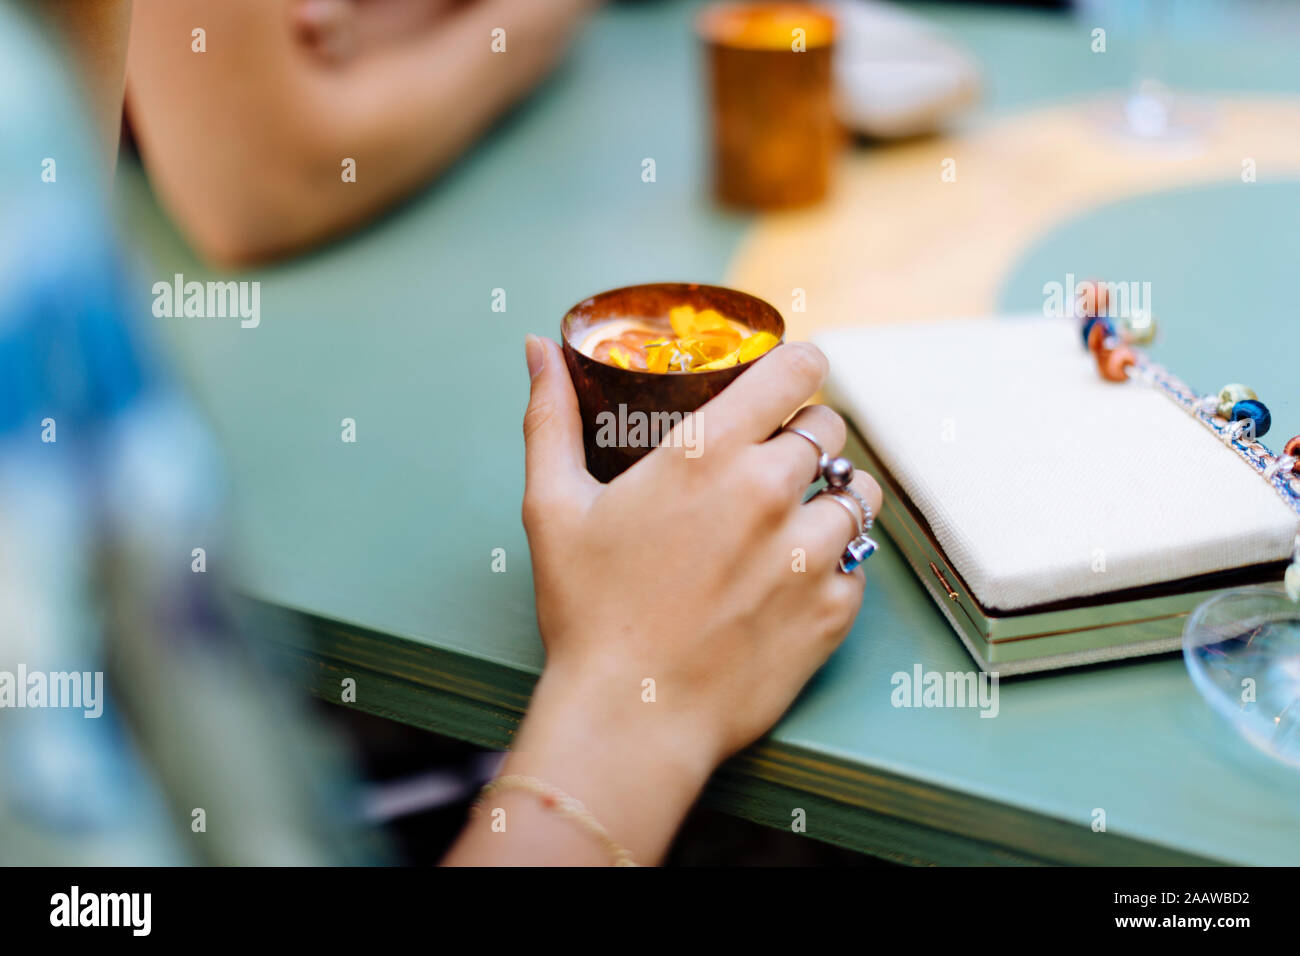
123 1 1300 865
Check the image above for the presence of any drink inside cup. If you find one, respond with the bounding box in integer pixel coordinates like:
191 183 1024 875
575 306 779 373
561 283 785 481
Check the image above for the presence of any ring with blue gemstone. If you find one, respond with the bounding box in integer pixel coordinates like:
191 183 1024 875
816 484 879 573
839 534 879 573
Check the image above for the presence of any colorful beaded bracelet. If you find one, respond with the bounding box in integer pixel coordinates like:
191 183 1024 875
1073 279 1300 601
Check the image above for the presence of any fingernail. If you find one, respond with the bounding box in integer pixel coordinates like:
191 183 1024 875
525 334 546 379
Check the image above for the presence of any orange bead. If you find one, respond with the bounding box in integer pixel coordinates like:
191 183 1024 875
1087 319 1113 355
1284 435 1300 465
1097 345 1136 382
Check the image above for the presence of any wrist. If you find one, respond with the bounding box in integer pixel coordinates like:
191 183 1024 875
500 658 719 864
530 656 722 782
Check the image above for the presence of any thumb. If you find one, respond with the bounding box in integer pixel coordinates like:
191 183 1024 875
522 335 595 503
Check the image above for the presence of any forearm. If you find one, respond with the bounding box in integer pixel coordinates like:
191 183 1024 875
36 0 133 168
127 0 595 264
442 661 717 866
317 0 593 195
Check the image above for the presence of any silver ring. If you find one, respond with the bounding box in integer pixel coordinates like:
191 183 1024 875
814 488 879 573
815 488 863 538
784 427 830 482
837 484 878 571
836 485 874 533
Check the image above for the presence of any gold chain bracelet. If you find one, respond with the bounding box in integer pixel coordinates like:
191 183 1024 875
471 774 640 867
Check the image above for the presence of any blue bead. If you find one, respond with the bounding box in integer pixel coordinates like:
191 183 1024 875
1080 317 1114 349
1231 399 1271 438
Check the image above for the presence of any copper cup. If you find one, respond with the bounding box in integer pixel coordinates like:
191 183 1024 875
561 283 785 482
698 2 839 209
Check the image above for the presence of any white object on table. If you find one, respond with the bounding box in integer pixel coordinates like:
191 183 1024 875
832 0 981 139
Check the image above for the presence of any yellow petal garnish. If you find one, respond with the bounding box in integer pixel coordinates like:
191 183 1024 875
695 330 742 359
588 308 779 373
645 340 673 373
669 305 697 338
692 309 732 334
737 331 779 363
680 338 711 365
695 352 740 371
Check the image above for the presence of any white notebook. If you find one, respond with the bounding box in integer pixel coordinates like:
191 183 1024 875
816 317 1299 612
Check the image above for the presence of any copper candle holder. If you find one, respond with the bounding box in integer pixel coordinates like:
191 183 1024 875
561 283 785 482
698 2 839 209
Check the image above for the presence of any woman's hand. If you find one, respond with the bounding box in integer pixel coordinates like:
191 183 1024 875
523 334 880 768
443 334 879 866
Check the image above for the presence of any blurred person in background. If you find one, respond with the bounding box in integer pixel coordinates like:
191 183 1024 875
1 0 373 864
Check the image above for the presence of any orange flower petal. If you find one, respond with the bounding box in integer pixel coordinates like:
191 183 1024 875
669 306 697 338
692 309 732 334
694 349 740 372
737 331 778 363
646 342 673 373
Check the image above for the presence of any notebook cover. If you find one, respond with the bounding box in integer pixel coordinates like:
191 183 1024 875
816 316 1299 613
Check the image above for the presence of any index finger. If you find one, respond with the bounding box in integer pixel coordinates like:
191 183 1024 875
697 342 829 447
